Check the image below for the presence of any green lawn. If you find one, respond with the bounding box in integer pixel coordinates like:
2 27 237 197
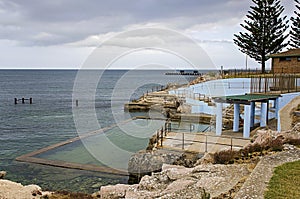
264 160 300 199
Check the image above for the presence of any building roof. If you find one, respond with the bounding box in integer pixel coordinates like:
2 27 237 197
269 48 300 58
213 93 281 105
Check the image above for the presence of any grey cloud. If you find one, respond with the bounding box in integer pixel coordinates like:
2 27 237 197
0 0 250 46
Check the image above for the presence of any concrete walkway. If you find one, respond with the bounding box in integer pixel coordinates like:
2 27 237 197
161 131 250 153
234 149 300 199
280 96 300 131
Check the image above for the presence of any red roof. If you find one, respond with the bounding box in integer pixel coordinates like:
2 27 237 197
269 48 300 58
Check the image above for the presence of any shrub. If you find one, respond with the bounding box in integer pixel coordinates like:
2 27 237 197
285 138 300 146
214 149 240 164
269 137 284 151
247 143 263 153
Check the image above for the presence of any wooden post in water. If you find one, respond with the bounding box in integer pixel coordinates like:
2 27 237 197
29 98 32 104
22 98 25 104
14 98 18 104
76 100 79 107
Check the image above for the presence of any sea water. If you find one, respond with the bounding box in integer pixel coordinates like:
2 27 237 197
0 69 199 193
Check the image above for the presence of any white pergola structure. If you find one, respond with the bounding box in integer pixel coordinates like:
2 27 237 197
213 94 281 138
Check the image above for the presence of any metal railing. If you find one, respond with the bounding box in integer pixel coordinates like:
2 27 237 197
152 120 249 152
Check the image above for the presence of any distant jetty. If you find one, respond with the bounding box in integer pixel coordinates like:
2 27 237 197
165 70 202 76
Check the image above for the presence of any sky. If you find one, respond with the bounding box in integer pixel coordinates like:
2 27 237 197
0 0 296 70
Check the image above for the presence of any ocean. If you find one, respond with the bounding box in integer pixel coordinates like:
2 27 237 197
0 69 197 193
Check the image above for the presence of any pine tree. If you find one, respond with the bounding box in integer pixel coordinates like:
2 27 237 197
290 0 300 48
234 0 289 73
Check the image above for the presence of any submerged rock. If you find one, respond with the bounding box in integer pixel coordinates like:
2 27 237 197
0 171 6 179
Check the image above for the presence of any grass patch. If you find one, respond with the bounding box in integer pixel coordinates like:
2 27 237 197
264 160 300 199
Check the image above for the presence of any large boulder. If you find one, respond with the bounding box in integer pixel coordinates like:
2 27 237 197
97 163 250 198
96 184 133 199
287 123 300 139
162 164 193 181
128 150 183 175
251 127 300 148
0 179 44 199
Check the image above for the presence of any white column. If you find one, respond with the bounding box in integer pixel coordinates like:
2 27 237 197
243 105 251 138
260 102 267 127
275 98 280 119
216 103 223 136
250 102 255 127
275 98 281 131
233 103 240 132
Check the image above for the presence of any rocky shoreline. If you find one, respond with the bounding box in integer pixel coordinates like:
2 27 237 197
94 124 300 199
2 75 300 198
1 126 300 198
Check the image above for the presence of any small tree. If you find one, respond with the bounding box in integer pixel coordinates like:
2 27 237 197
234 0 289 73
290 0 300 48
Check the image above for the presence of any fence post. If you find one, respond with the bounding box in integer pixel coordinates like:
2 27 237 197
231 137 233 151
161 128 163 147
296 76 298 92
205 135 208 152
164 122 167 134
190 124 194 132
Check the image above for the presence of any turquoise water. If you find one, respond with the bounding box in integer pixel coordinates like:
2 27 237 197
35 119 164 169
0 69 198 193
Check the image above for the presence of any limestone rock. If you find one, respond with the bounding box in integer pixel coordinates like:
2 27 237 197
128 150 182 175
252 128 300 148
287 123 300 139
194 152 214 166
252 129 277 146
98 162 250 198
283 144 296 151
162 164 193 180
158 183 208 199
0 179 43 199
98 184 132 199
138 174 169 191
160 178 195 195
0 171 6 179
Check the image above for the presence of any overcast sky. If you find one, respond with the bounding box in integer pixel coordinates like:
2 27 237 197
0 0 295 69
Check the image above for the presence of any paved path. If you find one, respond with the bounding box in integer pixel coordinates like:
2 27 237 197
280 96 300 131
234 149 300 199
161 132 250 153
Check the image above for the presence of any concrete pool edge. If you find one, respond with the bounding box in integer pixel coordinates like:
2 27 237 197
15 119 136 176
